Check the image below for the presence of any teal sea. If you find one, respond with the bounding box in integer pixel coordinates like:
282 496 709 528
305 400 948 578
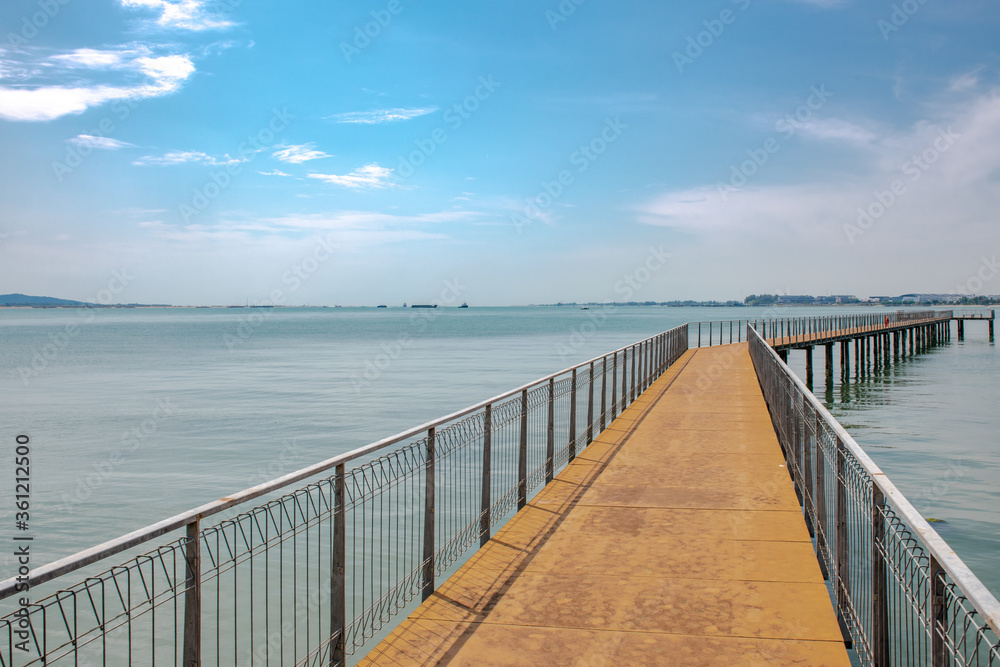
0 306 997 598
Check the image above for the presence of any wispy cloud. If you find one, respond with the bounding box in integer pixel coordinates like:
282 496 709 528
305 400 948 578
0 48 195 122
258 169 293 177
637 91 1000 250
69 135 136 150
50 48 128 69
272 143 331 164
325 107 437 124
796 117 877 145
133 150 242 166
120 0 235 31
308 163 396 189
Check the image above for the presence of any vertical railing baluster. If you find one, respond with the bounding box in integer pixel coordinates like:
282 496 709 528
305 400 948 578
815 415 829 580
801 398 814 538
183 520 201 667
480 404 492 547
422 428 436 601
330 464 346 665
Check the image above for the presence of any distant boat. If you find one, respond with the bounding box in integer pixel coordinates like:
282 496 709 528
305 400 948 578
580 307 589 310
377 305 388 308
459 302 469 309
411 304 437 309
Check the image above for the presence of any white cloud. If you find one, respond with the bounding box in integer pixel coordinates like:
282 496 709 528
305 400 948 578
637 91 1000 252
69 134 136 150
795 117 877 145
325 108 437 124
272 143 331 164
120 0 234 31
308 163 396 189
133 150 243 166
50 49 127 69
0 50 195 122
258 169 293 177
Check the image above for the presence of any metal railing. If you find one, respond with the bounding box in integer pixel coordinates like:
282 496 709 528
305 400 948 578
0 325 689 666
748 324 1000 666
689 310 951 348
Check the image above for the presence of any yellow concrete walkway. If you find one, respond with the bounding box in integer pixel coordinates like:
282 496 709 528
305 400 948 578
360 345 850 666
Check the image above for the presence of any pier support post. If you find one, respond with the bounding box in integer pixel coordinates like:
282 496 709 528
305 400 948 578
805 346 814 390
854 338 860 377
825 344 833 380
778 349 788 363
958 319 964 340
991 317 995 342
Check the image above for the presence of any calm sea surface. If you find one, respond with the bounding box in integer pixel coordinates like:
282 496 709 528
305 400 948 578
1 306 996 597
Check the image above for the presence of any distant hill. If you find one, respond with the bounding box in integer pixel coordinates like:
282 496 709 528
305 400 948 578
0 293 91 307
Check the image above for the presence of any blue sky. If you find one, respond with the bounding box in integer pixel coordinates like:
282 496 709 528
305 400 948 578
1 0 999 305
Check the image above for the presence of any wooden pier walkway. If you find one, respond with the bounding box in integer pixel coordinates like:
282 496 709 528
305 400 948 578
360 344 850 666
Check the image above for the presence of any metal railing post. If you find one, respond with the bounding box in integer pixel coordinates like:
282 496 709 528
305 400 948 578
630 344 636 402
330 464 346 665
582 364 592 445
611 352 618 420
183 519 201 667
546 378 555 483
569 370 578 461
930 555 947 667
480 404 492 547
518 390 528 510
815 415 829 580
835 436 853 647
801 397 814 538
422 427 436 601
600 357 607 430
698 322 701 347
872 485 889 667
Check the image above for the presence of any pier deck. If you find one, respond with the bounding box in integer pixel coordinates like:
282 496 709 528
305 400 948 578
360 345 850 666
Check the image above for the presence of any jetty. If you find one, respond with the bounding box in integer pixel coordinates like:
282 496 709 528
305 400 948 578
2 310 998 666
